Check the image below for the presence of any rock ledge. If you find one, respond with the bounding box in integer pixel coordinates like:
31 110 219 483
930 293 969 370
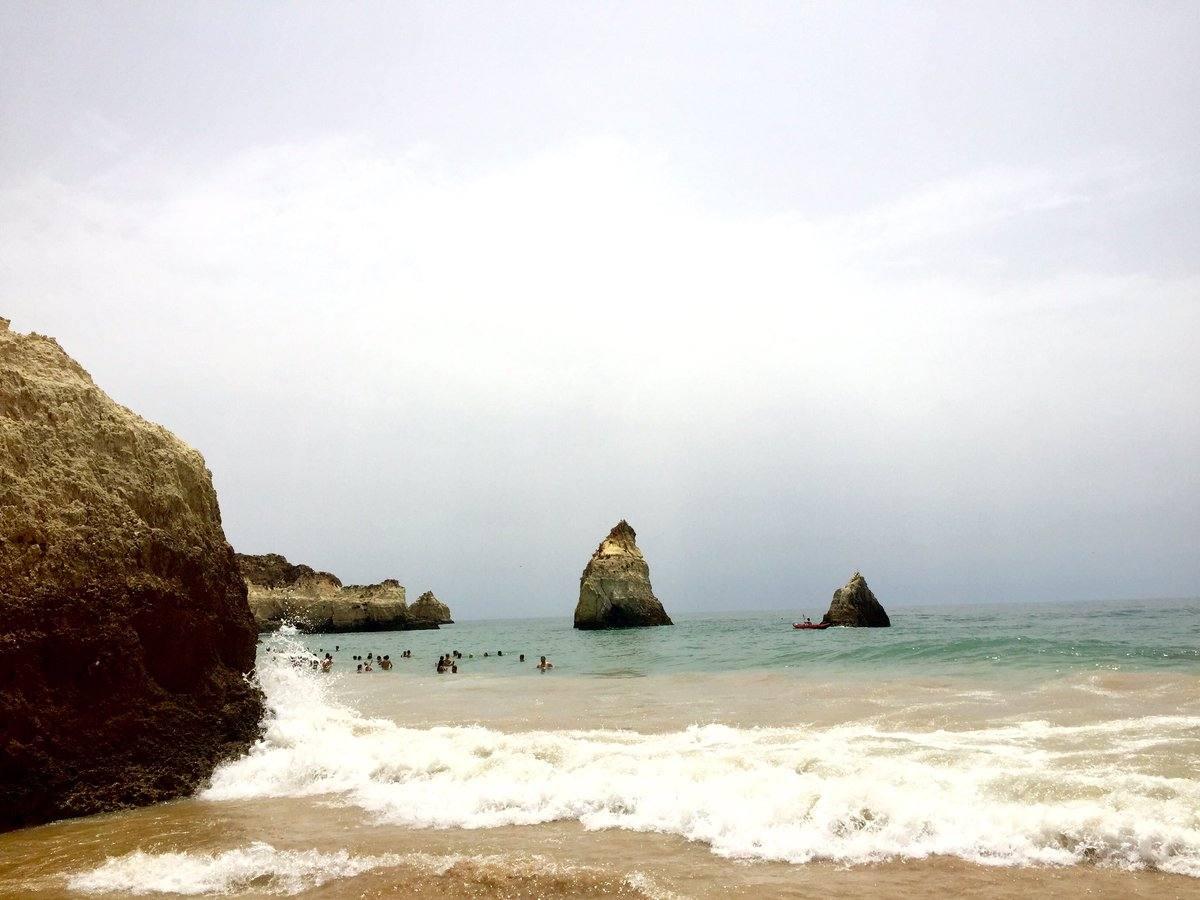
236 552 452 632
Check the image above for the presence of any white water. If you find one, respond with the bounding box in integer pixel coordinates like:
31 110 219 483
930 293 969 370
67 843 413 895
200 632 1200 877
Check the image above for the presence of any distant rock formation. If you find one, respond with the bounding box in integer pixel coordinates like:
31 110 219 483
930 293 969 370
411 590 454 624
574 520 672 629
822 571 891 627
236 552 452 632
0 319 263 831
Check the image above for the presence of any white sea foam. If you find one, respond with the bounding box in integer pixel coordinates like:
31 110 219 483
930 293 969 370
66 842 412 895
202 632 1200 877
67 844 644 897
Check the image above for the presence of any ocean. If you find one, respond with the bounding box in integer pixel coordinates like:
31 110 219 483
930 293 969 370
2 598 1198 898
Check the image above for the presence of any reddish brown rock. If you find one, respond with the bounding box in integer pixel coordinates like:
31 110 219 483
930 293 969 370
0 320 263 831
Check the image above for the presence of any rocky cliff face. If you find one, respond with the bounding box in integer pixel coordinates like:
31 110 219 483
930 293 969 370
0 320 264 831
574 520 672 629
822 571 891 627
411 590 454 624
236 553 451 632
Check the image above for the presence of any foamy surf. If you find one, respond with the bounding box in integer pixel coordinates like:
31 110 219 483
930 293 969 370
66 842 410 895
67 843 665 898
202 631 1200 877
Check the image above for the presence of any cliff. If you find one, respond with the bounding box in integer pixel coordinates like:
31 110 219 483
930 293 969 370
0 319 263 831
236 552 452 632
822 571 891 627
574 520 672 629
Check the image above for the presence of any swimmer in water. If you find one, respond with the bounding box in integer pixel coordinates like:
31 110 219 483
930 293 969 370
537 655 553 670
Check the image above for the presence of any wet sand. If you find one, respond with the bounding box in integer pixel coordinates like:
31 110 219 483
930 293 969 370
3 797 1199 899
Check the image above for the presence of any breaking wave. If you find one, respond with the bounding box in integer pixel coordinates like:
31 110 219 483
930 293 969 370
201 631 1200 877
67 842 668 897
67 843 407 895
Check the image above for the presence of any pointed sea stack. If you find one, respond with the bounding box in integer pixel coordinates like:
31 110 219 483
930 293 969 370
574 520 672 629
822 571 891 627
412 590 454 624
0 320 263 831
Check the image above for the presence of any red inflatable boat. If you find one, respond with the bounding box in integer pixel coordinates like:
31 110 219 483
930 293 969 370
792 621 831 630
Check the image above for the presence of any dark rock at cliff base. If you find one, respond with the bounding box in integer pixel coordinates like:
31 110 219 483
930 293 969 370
574 520 672 629
0 319 264 832
235 553 452 632
822 571 891 627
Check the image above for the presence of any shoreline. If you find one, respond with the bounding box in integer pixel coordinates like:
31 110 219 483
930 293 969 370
4 800 1199 898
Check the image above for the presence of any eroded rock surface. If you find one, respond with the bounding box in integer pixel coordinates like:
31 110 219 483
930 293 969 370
236 553 451 632
574 520 672 629
0 320 263 831
411 590 454 624
822 571 891 627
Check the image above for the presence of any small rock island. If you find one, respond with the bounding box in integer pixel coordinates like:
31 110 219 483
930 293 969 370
822 571 891 627
235 552 453 632
574 520 673 629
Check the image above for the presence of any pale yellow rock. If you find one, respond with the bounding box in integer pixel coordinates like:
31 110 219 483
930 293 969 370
236 553 451 632
574 520 672 629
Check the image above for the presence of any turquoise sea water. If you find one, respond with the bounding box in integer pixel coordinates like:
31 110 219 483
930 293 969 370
287 596 1200 680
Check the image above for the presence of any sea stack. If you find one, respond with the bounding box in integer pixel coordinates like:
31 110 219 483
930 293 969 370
235 552 453 632
574 520 672 629
822 571 891 627
411 590 454 624
0 320 264 831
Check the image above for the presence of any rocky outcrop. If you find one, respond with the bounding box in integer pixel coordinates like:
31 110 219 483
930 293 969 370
236 553 452 632
411 590 454 624
0 320 263 832
574 520 672 629
822 571 891 627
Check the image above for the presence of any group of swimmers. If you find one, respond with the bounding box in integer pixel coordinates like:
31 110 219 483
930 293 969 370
283 644 555 674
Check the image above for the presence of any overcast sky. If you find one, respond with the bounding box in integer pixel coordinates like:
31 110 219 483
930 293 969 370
3 2 1197 617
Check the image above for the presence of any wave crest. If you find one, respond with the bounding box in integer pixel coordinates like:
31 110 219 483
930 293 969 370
202 631 1200 876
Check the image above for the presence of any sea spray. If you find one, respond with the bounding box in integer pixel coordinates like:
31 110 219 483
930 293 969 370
203 630 1200 876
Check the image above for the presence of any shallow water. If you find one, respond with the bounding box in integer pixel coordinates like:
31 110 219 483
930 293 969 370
2 599 1199 898
288 597 1200 680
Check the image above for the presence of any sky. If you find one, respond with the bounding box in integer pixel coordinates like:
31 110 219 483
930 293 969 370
2 2 1198 618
